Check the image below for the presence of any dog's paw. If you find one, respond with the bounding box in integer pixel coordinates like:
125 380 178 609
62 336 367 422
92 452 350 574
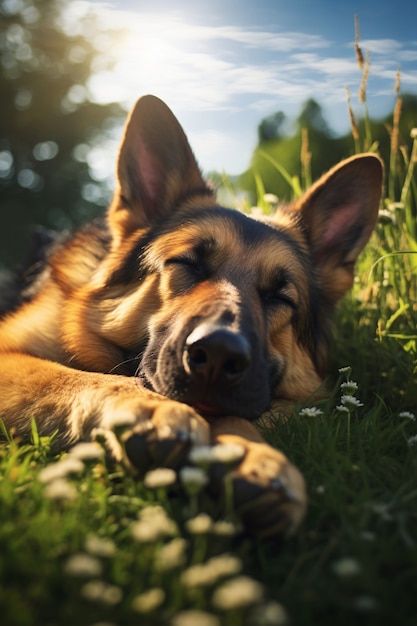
96 389 210 474
210 438 306 539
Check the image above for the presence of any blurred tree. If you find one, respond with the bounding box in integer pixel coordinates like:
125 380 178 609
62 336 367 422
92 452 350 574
257 111 287 144
0 0 125 267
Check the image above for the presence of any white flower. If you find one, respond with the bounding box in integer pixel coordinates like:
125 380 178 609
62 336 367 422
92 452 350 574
410 127 417 139
180 554 242 588
250 601 288 625
341 395 363 408
189 445 218 466
338 366 352 374
171 610 220 626
64 554 103 578
211 576 264 610
263 193 279 205
43 478 78 501
132 588 165 613
332 557 361 578
299 407 323 418
179 466 208 491
336 405 350 414
378 209 396 225
68 442 104 461
211 520 241 536
340 381 358 393
407 434 417 447
85 535 116 558
131 505 177 543
154 537 187 572
143 467 176 489
399 411 416 421
80 579 122 605
211 443 245 464
185 513 213 534
353 594 378 613
38 458 84 483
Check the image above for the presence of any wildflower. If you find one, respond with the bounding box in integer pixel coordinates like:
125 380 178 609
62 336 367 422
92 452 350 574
185 513 213 534
85 535 116 558
399 411 416 421
181 554 242 588
43 478 78 501
132 588 165 613
336 405 350 414
68 442 104 461
171 610 220 626
338 366 352 375
154 537 187 572
211 520 241 536
340 381 358 393
387 201 404 211
131 505 177 543
353 595 378 613
410 128 417 139
378 209 396 225
143 467 176 489
179 466 209 492
212 576 264 610
332 557 361 578
64 553 103 578
211 443 245 464
340 395 363 409
263 193 279 205
299 407 323 418
189 445 218 466
250 601 288 625
81 579 123 605
38 458 84 483
407 435 417 447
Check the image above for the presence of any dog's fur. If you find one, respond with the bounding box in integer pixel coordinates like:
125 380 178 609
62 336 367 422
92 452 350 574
0 95 383 537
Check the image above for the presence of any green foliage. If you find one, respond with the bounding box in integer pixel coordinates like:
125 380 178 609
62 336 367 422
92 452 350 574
0 0 125 267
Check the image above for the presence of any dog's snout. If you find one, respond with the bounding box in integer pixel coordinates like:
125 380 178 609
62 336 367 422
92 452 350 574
184 324 251 387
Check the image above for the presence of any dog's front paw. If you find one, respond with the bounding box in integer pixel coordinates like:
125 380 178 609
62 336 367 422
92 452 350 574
211 437 306 539
97 390 209 474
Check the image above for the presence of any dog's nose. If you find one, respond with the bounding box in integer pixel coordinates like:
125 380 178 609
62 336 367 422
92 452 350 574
184 324 251 387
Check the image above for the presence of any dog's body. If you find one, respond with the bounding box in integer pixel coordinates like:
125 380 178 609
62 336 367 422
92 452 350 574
0 96 383 537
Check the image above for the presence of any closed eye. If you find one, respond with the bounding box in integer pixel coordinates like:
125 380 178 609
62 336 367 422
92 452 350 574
165 255 209 280
259 274 297 310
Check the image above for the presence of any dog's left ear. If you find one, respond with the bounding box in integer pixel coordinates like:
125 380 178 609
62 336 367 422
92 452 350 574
295 154 383 303
110 95 211 235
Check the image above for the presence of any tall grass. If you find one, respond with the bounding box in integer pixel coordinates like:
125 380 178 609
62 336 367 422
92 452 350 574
1 19 417 626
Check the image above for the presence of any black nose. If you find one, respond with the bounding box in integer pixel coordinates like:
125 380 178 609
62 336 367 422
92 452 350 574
184 324 251 387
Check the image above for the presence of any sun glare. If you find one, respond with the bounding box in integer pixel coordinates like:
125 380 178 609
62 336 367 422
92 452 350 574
88 12 193 108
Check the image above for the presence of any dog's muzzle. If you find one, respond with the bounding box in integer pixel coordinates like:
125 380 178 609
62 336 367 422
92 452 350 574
183 323 251 390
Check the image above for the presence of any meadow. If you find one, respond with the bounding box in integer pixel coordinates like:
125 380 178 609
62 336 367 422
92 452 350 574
1 46 417 626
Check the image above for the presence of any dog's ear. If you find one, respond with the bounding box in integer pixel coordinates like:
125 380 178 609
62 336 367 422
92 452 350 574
110 95 212 234
295 154 383 303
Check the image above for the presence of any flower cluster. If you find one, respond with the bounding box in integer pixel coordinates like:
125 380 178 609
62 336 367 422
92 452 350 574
336 369 363 413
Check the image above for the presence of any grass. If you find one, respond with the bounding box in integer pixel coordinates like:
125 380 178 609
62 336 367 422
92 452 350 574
1 30 417 626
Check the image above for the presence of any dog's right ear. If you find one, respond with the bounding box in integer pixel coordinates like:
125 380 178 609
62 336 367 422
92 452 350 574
109 95 212 236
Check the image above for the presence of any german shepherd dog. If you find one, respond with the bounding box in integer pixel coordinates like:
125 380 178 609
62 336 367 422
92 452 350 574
0 96 383 538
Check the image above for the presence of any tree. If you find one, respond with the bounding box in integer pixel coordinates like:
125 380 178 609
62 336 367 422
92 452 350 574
257 111 286 144
0 0 125 267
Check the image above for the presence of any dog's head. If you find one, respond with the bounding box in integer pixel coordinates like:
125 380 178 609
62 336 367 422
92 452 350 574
68 95 383 420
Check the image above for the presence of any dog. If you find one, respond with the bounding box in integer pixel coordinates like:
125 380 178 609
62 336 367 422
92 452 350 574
0 95 383 538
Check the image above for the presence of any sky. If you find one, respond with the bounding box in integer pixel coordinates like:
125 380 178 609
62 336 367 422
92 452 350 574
70 0 417 175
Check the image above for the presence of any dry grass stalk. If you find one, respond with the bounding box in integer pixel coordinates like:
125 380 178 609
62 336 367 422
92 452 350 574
345 86 359 141
394 66 401 95
300 127 311 187
391 96 402 158
354 15 364 69
359 51 370 103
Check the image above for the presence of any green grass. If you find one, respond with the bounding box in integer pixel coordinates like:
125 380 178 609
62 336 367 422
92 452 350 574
1 48 417 626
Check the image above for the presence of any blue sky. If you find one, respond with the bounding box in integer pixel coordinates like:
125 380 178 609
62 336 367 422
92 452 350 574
72 0 417 174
